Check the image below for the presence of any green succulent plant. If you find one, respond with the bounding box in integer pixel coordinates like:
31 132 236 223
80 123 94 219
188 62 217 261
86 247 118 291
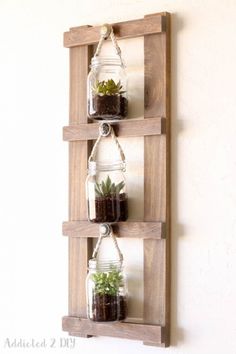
92 269 123 296
93 79 125 96
95 175 125 198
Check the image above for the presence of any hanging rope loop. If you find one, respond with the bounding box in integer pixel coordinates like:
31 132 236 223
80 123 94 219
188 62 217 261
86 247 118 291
92 223 123 262
88 122 126 165
93 23 124 67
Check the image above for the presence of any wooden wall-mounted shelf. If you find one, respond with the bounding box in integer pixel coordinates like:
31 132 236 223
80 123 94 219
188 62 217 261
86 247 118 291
63 117 166 141
62 317 164 343
64 15 165 47
62 12 170 347
63 221 166 239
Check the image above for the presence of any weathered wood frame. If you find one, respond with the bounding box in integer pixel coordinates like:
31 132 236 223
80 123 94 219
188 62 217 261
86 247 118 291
62 12 171 347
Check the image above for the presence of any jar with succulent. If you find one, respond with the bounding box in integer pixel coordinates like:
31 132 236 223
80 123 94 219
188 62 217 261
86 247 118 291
87 24 128 120
87 166 128 223
87 57 128 120
87 261 127 321
86 224 128 322
86 122 128 223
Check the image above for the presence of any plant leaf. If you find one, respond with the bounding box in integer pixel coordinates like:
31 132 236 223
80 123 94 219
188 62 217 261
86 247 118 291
101 181 107 196
106 175 112 191
95 182 102 197
92 78 126 96
116 181 125 194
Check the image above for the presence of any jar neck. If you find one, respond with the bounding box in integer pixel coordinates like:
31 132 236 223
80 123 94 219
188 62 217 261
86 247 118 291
91 56 125 69
88 161 126 174
88 259 123 272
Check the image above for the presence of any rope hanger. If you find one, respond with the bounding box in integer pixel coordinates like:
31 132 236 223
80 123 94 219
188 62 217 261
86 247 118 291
93 23 125 67
88 122 126 166
92 224 124 262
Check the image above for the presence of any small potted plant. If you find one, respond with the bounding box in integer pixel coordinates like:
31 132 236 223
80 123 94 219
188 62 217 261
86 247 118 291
89 79 128 120
90 267 127 322
89 175 128 223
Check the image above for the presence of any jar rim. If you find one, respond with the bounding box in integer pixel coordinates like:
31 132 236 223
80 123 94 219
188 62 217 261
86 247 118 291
88 160 126 172
91 56 125 68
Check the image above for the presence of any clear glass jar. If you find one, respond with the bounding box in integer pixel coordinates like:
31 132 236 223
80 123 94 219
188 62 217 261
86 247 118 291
86 160 128 223
86 259 128 322
87 57 128 120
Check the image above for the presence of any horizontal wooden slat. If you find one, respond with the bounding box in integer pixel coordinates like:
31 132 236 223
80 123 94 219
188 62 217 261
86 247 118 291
62 221 165 239
62 316 164 343
64 14 165 47
63 117 165 141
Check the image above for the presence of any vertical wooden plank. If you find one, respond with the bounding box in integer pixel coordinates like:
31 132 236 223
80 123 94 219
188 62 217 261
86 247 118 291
143 12 170 347
68 44 93 335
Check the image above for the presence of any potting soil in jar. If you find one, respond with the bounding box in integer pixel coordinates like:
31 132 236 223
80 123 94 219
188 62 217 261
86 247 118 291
92 294 127 322
90 94 128 120
91 193 128 223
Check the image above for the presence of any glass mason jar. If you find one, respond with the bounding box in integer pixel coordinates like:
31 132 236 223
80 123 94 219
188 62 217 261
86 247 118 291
86 259 128 322
87 57 128 120
86 160 128 223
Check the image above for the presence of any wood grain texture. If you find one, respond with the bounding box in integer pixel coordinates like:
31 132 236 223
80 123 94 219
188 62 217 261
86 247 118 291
143 12 171 347
63 221 165 239
62 317 164 343
64 14 165 47
63 117 165 141
68 44 93 336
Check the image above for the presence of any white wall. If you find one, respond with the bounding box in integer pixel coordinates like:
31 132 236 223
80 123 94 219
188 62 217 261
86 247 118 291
0 1 236 354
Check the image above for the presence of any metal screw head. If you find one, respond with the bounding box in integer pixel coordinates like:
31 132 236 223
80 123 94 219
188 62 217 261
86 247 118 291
99 224 111 237
99 122 111 137
100 24 111 39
